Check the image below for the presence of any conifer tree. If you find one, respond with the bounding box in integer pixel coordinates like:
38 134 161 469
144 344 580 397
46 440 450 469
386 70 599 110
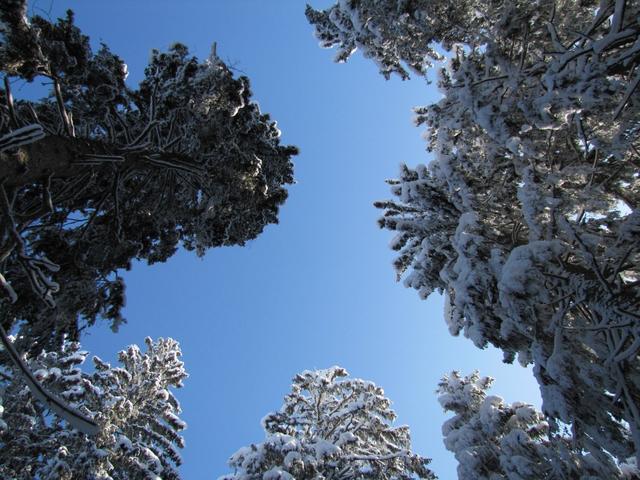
438 371 638 479
308 0 640 464
221 366 435 480
0 1 297 348
0 336 187 479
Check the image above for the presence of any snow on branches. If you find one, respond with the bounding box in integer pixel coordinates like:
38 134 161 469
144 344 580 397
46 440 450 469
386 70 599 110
221 366 435 480
0 1 297 348
0 124 44 152
438 371 638 479
310 0 640 465
0 336 187 479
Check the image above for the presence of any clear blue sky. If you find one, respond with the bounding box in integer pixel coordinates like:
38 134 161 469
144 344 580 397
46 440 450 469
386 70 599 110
30 1 541 478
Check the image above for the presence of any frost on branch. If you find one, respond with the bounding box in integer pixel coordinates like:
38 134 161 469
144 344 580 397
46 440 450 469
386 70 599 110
438 371 638 479
0 323 98 436
0 124 44 152
0 336 187 479
310 0 640 464
305 0 454 79
221 366 435 480
0 1 297 349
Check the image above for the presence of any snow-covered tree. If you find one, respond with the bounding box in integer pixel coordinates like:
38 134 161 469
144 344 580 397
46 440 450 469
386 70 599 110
305 0 447 80
308 0 640 463
0 2 297 348
221 366 435 480
438 371 639 479
0 335 187 479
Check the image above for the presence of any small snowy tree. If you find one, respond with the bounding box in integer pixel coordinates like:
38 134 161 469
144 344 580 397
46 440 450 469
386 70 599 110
309 0 640 463
0 336 187 479
221 366 435 480
438 371 639 479
0 2 297 348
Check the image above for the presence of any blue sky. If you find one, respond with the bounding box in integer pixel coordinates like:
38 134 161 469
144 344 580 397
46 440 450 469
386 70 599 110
30 1 541 478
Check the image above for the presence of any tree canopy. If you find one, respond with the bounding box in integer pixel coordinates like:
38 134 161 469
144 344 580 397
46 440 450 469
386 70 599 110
0 1 297 349
221 366 435 480
309 0 640 464
0 336 187 480
438 371 637 479
3 0 640 477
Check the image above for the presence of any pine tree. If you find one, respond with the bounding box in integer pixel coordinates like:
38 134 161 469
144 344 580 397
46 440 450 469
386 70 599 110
308 0 640 463
438 371 639 479
0 336 187 479
0 1 297 348
221 366 435 480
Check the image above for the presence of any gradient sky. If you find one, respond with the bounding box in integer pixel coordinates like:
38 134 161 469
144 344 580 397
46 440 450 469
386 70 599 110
26 1 542 478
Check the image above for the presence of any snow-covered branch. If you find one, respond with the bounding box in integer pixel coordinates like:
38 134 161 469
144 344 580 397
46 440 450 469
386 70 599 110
0 324 98 436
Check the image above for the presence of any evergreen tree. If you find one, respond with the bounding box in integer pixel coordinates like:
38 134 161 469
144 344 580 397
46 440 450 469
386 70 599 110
221 366 435 480
438 371 639 479
0 1 297 348
0 336 187 479
308 0 640 463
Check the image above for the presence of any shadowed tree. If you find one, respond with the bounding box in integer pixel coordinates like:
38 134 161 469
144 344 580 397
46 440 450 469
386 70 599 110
0 1 297 348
